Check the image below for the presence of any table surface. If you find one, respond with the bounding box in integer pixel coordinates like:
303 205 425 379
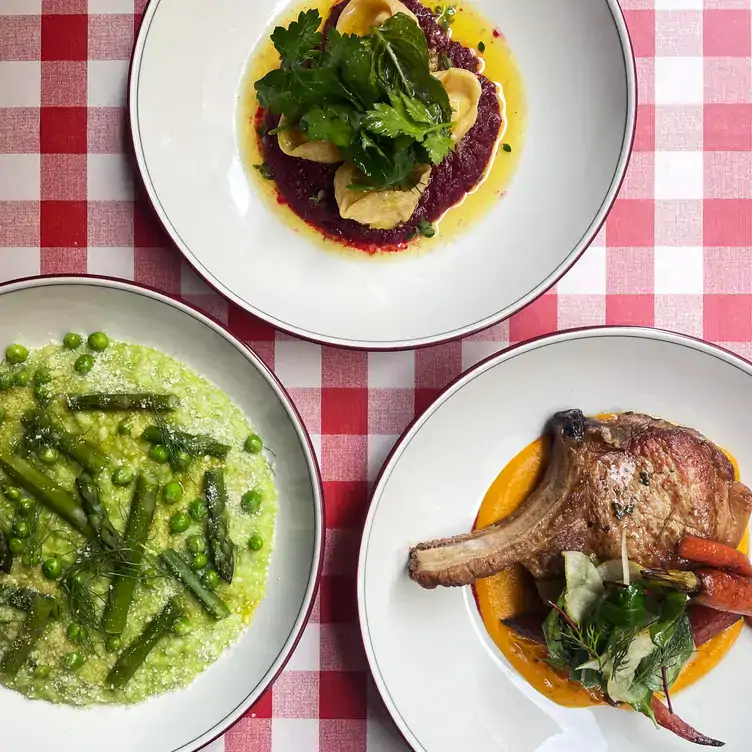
1 0 751 750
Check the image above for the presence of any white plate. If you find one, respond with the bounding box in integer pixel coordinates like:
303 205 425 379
0 276 323 752
359 328 752 751
130 0 635 349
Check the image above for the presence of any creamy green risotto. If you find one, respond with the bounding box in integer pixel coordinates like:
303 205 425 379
0 334 276 705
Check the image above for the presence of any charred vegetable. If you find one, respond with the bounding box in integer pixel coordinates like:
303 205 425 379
203 469 235 584
66 393 180 413
0 595 57 676
0 455 94 538
159 549 231 620
678 534 752 578
141 424 230 460
106 599 182 688
101 474 158 636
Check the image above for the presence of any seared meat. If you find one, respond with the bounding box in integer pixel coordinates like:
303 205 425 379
409 410 752 589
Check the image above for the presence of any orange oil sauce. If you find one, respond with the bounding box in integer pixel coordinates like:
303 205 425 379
474 420 747 708
238 0 526 257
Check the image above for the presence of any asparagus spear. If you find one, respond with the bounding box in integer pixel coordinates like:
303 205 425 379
0 584 60 618
159 549 231 620
66 393 180 412
141 425 231 460
203 469 235 583
30 414 107 475
0 455 94 538
76 474 122 551
0 595 56 676
106 599 182 689
0 530 11 574
101 474 158 636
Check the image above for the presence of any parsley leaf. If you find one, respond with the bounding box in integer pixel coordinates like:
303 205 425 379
300 105 360 149
421 131 455 164
271 9 323 67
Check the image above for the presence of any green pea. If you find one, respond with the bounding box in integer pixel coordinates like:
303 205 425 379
63 333 83 350
42 557 63 580
34 367 52 385
173 451 192 471
170 512 191 534
187 535 206 554
241 490 263 514
202 569 220 589
106 635 122 653
62 652 84 671
87 332 109 352
74 354 94 375
39 446 59 464
5 344 28 365
5 486 21 501
66 623 83 643
13 519 30 539
173 616 192 637
191 552 209 570
16 496 35 516
149 444 169 463
12 368 30 387
163 481 183 504
33 665 51 679
34 382 52 406
244 433 263 454
111 467 134 486
248 533 264 552
0 373 11 391
188 499 207 521
8 537 24 554
117 419 133 436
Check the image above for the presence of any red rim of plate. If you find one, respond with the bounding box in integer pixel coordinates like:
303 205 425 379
0 272 325 752
127 0 638 352
357 325 752 751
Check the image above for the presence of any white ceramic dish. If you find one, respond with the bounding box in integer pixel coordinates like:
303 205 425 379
359 328 752 751
0 276 323 752
130 0 635 350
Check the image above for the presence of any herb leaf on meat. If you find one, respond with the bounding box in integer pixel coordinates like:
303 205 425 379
254 10 458 191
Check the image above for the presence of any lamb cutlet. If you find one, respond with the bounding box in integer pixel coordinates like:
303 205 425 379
409 410 752 589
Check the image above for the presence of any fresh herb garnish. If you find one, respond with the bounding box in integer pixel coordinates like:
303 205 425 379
437 51 453 70
255 163 273 180
434 4 457 31
478 41 486 53
254 10 455 192
502 143 512 153
418 219 436 238
542 551 695 728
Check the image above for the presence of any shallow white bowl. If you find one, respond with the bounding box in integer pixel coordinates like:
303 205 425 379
130 0 635 349
359 328 752 751
0 276 323 752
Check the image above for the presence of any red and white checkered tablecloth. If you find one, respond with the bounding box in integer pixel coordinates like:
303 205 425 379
1 0 751 750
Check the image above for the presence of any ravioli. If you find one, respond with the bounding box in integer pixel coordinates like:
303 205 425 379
336 0 418 36
334 163 432 230
276 117 343 164
434 69 483 142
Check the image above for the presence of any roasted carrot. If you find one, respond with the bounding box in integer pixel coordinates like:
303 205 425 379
687 604 741 646
678 534 752 578
651 697 724 747
694 569 752 616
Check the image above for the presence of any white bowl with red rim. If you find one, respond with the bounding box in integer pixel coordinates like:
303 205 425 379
130 0 636 350
0 275 323 752
359 327 752 751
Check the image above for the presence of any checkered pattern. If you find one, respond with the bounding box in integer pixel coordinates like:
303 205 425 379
0 1 750 749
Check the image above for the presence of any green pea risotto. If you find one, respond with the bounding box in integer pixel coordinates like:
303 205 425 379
0 334 277 705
